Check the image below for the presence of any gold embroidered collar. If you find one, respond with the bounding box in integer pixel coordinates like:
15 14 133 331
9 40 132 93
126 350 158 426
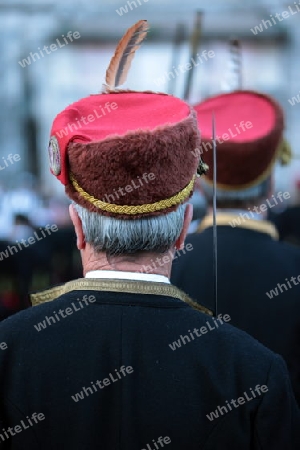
197 213 278 240
31 278 213 316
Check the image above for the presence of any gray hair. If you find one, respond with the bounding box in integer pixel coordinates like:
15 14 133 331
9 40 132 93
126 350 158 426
73 203 187 255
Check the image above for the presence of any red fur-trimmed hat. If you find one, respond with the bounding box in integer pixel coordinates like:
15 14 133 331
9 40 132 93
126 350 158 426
194 90 291 191
48 21 207 219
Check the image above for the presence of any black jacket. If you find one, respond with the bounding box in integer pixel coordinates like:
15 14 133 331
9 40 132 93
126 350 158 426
0 277 299 449
269 206 300 245
171 214 300 405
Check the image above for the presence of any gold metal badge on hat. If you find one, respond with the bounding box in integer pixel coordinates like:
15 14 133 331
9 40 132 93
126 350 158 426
197 157 209 177
48 136 61 176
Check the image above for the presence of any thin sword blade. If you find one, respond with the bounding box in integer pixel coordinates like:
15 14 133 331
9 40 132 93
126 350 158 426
212 114 218 317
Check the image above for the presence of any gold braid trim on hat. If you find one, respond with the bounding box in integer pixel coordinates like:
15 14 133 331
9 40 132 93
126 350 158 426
277 139 292 166
70 173 196 215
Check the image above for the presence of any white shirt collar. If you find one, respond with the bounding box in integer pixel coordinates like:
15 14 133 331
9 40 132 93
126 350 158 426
85 270 170 284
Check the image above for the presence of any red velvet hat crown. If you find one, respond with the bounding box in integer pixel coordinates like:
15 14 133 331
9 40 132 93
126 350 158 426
194 90 291 190
48 21 206 218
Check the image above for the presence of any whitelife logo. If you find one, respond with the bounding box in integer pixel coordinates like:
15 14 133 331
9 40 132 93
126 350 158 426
228 192 291 228
55 101 118 139
0 153 21 171
101 172 155 204
0 225 58 261
250 2 300 35
266 274 300 298
288 90 300 106
116 0 149 16
138 243 193 275
18 31 81 68
0 413 45 444
154 50 215 87
0 342 7 352
206 384 268 421
140 435 171 450
191 120 253 159
34 295 96 332
169 314 231 351
71 365 134 402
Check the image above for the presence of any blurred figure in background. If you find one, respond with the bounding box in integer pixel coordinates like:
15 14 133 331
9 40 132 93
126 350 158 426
10 214 36 308
0 174 42 317
270 176 300 246
171 90 300 405
0 173 76 320
0 173 42 239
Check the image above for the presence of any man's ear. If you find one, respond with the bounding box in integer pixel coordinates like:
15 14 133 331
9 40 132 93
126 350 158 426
175 204 193 250
69 204 86 250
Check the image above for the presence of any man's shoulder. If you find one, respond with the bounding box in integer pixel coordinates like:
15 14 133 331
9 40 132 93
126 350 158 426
167 305 287 394
0 284 279 371
186 227 300 256
168 304 278 365
0 283 87 332
276 239 300 257
0 292 66 333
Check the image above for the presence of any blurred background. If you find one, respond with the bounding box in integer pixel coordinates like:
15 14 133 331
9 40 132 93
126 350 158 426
1 0 300 317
